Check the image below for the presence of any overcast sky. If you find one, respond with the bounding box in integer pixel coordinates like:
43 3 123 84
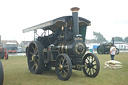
0 0 128 43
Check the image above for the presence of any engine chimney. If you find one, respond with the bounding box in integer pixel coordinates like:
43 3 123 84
71 7 80 37
112 37 114 45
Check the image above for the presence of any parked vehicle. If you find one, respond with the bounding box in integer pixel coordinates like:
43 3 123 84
23 7 100 81
17 47 23 53
5 42 18 53
0 47 8 60
97 38 119 55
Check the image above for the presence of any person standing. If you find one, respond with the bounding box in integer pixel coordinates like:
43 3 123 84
110 45 117 60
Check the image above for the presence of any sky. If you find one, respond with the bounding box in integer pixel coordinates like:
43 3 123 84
0 0 128 44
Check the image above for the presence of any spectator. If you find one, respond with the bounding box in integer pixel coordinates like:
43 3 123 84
110 45 116 60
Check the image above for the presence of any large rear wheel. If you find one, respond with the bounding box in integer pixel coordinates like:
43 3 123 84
27 41 45 74
83 53 100 77
55 53 72 81
0 61 4 85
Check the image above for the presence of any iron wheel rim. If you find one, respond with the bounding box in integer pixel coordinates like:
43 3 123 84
29 43 39 73
27 41 45 74
55 53 72 81
83 53 100 77
57 55 69 78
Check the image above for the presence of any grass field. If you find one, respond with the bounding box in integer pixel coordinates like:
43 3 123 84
1 53 128 85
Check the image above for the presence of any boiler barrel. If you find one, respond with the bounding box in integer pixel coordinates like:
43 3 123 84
56 40 86 57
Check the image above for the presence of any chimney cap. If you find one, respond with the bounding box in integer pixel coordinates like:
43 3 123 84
71 7 80 12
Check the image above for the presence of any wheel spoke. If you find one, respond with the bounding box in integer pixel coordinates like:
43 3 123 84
34 49 38 55
65 67 69 71
63 65 68 68
59 70 63 74
30 52 34 55
36 59 39 62
32 46 35 52
89 56 91 60
61 57 64 64
84 59 88 65
59 59 62 65
92 67 96 70
62 57 66 64
32 64 35 70
87 68 90 74
89 68 92 75
63 70 68 76
85 67 88 71
85 68 89 74
92 59 96 64
92 68 94 75
35 63 38 70
93 64 97 66
30 60 34 63
91 56 93 61
33 47 36 52
86 58 90 63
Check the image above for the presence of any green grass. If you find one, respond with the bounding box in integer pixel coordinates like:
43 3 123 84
1 53 128 85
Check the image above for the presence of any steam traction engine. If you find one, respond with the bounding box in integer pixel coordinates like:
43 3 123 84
23 7 100 81
97 38 119 54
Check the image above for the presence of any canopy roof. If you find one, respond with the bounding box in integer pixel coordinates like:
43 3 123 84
23 16 91 33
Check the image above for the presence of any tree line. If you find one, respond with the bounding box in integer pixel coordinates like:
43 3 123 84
93 31 128 43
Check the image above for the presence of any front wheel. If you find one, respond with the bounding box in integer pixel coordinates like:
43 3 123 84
83 53 100 77
55 53 72 81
